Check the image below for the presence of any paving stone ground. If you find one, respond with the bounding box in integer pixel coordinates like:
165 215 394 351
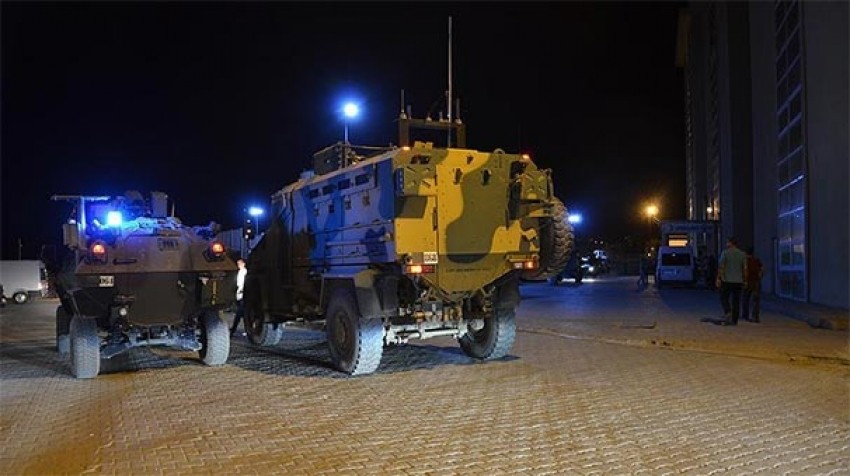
1 277 847 474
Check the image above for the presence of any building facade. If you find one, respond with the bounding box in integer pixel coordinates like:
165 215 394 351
679 1 848 309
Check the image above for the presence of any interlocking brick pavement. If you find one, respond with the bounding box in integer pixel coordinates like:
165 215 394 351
522 277 849 367
1 288 848 474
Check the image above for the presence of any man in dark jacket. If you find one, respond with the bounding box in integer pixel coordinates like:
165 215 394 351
742 246 763 323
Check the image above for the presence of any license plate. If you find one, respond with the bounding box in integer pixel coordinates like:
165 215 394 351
423 252 439 264
99 275 114 287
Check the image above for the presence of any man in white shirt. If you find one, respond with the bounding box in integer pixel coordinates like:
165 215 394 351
230 258 247 336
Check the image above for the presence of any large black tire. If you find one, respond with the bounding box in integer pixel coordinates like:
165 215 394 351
56 305 71 354
199 311 229 366
244 286 282 347
69 317 100 379
459 308 517 360
524 197 574 281
13 292 28 305
325 288 384 376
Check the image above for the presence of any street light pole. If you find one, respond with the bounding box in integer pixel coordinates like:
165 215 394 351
248 206 264 235
644 204 659 251
342 102 359 144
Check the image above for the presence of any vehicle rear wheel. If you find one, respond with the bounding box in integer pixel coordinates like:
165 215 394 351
325 288 383 376
56 305 71 354
245 288 282 347
199 311 229 366
70 317 100 379
13 292 28 305
459 308 517 360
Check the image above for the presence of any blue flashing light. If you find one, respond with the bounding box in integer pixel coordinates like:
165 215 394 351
106 211 123 227
343 102 360 119
248 206 264 217
568 213 583 225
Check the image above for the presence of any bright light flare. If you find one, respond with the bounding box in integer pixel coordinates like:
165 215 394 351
248 206 264 217
106 211 123 227
343 102 360 119
645 204 659 217
568 213 583 224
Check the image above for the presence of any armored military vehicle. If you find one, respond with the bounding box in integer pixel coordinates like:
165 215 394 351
52 191 237 378
244 109 573 375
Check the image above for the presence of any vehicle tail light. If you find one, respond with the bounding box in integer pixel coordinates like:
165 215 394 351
88 241 108 263
511 257 538 270
404 264 435 275
204 241 226 261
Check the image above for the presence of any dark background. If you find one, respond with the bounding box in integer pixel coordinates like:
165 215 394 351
1 2 685 261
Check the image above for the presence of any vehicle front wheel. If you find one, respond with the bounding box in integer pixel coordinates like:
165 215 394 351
56 306 71 354
199 311 229 366
325 288 384 376
70 317 100 379
13 292 28 305
459 308 517 360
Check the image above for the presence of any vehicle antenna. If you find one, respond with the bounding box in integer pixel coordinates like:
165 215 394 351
400 89 407 119
447 16 453 148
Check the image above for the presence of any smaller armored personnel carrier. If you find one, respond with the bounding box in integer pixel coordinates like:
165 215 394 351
52 191 237 378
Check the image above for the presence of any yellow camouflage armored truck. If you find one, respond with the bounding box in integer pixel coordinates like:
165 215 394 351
244 114 572 375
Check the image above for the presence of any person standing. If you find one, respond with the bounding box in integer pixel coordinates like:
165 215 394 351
230 258 247 336
742 246 763 323
715 237 747 325
637 254 648 289
706 254 717 289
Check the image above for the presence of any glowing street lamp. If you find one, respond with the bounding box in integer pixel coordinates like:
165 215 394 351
568 213 583 225
644 203 660 246
248 206 264 218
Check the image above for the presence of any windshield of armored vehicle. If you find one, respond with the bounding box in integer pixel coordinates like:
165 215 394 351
82 194 180 240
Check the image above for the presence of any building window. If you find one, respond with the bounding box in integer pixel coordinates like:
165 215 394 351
775 0 806 301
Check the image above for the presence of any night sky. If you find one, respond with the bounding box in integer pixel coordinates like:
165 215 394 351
1 2 685 262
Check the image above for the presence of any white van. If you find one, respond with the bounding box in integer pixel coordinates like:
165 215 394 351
0 260 48 304
655 246 695 287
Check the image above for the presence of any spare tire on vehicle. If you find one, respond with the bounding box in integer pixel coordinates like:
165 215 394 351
523 197 574 281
